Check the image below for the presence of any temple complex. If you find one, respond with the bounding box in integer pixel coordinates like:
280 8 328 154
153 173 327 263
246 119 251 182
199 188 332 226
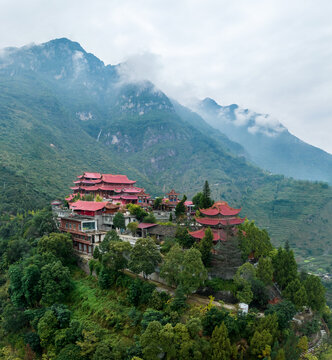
68 172 152 208
189 201 245 243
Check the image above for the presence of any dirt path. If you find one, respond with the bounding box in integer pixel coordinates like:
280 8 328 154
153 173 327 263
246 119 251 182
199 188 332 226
123 270 238 311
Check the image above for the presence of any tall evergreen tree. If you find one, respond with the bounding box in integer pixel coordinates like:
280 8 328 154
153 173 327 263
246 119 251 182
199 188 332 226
175 195 187 219
210 322 232 360
201 181 213 209
272 245 297 289
198 227 213 267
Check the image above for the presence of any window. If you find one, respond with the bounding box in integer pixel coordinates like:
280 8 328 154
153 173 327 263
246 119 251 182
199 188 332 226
82 222 96 231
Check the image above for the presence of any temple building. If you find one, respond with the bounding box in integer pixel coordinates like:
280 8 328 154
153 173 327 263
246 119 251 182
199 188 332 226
161 189 180 210
68 172 151 208
189 201 245 243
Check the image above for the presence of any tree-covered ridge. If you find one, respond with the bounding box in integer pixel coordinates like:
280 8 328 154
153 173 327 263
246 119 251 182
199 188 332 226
1 208 332 359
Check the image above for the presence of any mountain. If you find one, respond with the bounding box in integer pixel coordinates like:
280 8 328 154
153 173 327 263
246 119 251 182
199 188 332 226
194 98 332 184
1 38 332 275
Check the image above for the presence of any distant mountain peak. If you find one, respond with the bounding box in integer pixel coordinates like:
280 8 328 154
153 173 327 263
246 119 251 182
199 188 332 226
41 38 87 54
197 98 285 138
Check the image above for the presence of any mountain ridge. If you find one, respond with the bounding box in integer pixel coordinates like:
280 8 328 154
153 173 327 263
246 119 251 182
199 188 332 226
194 97 332 183
0 38 331 276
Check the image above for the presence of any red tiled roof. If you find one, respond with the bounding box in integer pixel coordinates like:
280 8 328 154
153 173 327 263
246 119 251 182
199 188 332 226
200 201 241 216
138 223 158 229
124 187 144 193
184 201 193 206
70 186 80 190
121 195 138 200
80 186 100 191
166 189 179 195
189 228 227 241
70 200 108 211
73 180 81 184
110 195 121 200
102 174 136 184
196 217 245 226
81 180 102 184
98 185 117 191
84 172 102 179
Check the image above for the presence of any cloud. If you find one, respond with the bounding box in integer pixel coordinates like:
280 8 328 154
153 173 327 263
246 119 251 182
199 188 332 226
116 52 162 83
0 0 331 152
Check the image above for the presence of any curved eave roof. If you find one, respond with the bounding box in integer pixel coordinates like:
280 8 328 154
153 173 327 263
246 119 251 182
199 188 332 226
188 229 227 241
200 201 241 216
196 217 245 226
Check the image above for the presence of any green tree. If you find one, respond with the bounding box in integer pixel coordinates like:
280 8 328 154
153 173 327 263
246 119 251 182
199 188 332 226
201 181 213 209
24 207 57 238
180 247 207 294
175 226 195 248
153 197 162 210
283 278 308 310
102 240 131 273
2 304 27 333
275 348 286 360
234 262 256 304
175 195 187 219
39 260 72 306
304 274 326 312
297 336 308 354
255 313 279 340
238 220 273 260
250 329 273 358
236 279 253 304
160 244 184 287
170 285 188 312
8 263 25 307
160 244 207 294
127 204 148 221
234 262 257 283
37 232 74 265
143 212 157 224
210 322 232 360
57 344 81 360
37 310 58 347
92 342 113 360
265 300 297 330
257 256 274 285
113 212 126 230
93 246 100 260
127 221 138 236
192 192 203 210
129 237 161 278
198 227 213 267
140 321 163 360
272 245 297 289
22 264 41 306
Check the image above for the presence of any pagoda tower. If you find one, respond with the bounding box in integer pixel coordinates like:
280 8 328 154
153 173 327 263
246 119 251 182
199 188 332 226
189 201 245 243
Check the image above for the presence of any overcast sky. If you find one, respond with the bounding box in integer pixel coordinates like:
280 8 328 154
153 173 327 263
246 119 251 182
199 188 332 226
1 0 332 153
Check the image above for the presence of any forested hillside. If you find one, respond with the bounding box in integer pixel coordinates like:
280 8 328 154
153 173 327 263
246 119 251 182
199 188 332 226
1 209 332 359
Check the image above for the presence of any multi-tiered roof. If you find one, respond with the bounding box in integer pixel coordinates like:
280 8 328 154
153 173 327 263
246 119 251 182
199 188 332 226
189 201 245 242
68 172 150 207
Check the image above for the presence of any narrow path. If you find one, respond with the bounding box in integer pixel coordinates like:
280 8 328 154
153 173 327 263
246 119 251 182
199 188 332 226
123 269 238 311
